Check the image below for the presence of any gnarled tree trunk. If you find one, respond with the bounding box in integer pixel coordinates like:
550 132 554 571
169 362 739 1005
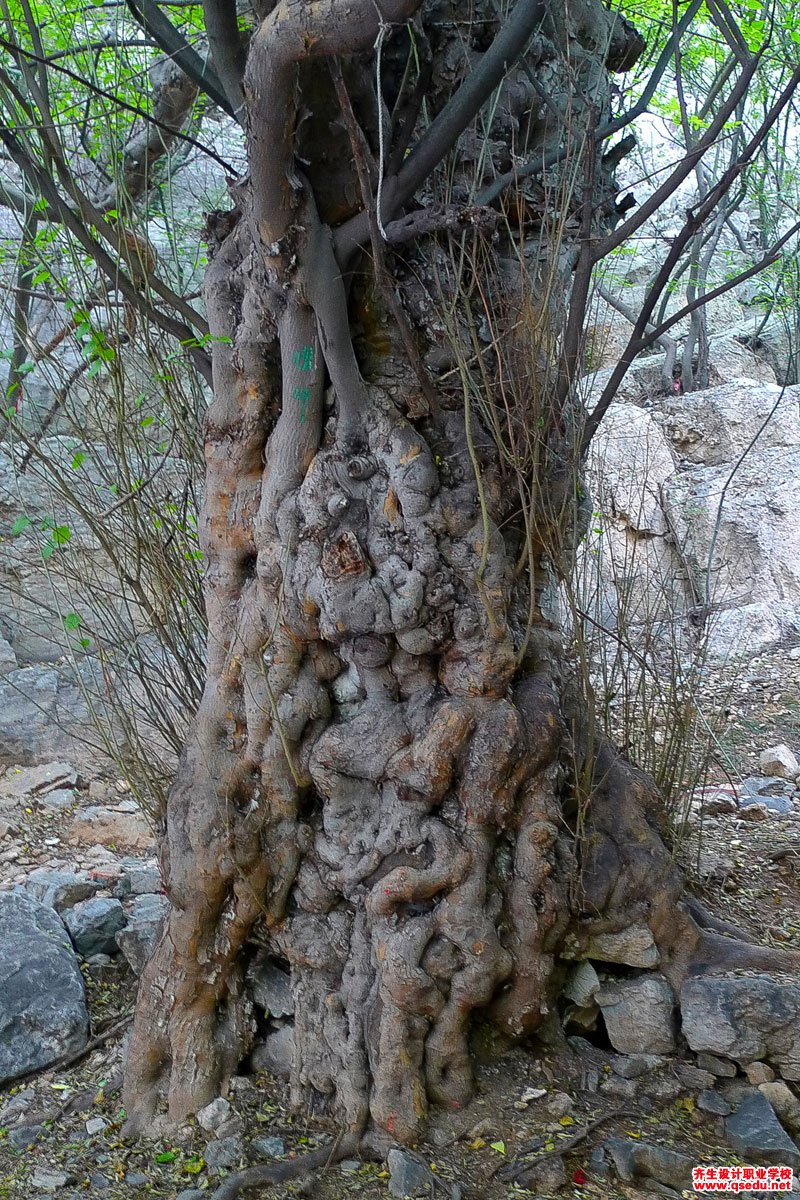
122 0 800 1151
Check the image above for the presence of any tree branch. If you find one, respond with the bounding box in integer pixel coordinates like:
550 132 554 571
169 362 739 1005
334 0 548 256
125 0 236 116
0 130 213 385
473 0 705 208
203 0 246 118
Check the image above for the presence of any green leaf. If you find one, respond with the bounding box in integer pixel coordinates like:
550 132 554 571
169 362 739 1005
490 1141 505 1154
52 525 71 545
71 452 86 469
63 612 82 631
154 1150 177 1163
10 515 31 536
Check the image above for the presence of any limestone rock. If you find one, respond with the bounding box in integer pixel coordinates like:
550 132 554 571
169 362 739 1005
758 1081 800 1136
68 805 152 852
251 1024 294 1080
0 894 88 1084
681 974 800 1080
596 974 676 1055
247 954 294 1018
759 745 799 781
115 893 168 974
19 868 98 912
63 897 126 957
725 1091 800 1170
585 925 659 969
196 1097 232 1132
605 1137 693 1190
388 1149 437 1198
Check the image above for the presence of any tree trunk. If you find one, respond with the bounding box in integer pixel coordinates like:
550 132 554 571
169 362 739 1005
122 0 800 1147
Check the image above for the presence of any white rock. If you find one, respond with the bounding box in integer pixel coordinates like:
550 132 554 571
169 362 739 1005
759 744 799 780
197 1097 232 1131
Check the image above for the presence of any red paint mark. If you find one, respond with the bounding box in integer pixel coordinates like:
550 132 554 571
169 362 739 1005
387 1113 396 1134
573 1169 588 1186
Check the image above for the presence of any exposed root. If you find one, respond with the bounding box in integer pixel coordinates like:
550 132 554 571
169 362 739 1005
208 1133 361 1200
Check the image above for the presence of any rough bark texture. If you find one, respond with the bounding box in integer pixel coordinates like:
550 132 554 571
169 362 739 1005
122 0 800 1148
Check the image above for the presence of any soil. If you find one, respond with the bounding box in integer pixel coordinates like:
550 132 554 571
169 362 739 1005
0 645 798 1200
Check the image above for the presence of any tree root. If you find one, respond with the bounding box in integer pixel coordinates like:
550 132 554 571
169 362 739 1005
496 1107 639 1183
208 1133 361 1200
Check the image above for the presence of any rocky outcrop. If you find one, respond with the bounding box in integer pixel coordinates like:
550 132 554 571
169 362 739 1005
582 380 800 660
681 974 800 1080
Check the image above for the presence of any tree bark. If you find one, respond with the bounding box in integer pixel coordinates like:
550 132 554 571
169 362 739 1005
122 0 800 1147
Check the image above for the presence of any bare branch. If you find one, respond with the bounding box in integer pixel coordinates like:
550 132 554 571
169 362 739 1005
203 0 246 118
335 0 548 256
125 0 236 116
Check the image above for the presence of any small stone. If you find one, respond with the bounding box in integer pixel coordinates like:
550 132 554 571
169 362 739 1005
339 1159 360 1173
725 1091 800 1169
589 1145 611 1179
0 1087 34 1123
63 897 126 957
599 1073 639 1101
8 1123 44 1149
197 1097 232 1132
563 961 601 1007
116 893 168 975
204 1136 244 1172
759 745 799 780
746 1062 776 1085
252 1135 285 1159
88 1175 111 1191
739 801 772 821
696 1052 737 1078
67 806 152 852
519 1155 567 1194
698 1090 731 1116
20 869 97 912
30 1169 70 1192
247 954 293 1017
675 1063 716 1089
0 762 77 799
85 1117 107 1135
758 1081 800 1135
520 1086 548 1103
175 1191 204 1200
40 789 76 810
251 1024 294 1080
388 1149 437 1198
585 925 660 968
84 953 126 985
596 974 676 1055
605 1138 693 1190
124 1172 149 1187
545 1090 574 1117
610 1053 667 1079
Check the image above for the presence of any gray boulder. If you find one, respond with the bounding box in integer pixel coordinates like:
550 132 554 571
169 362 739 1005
725 1091 800 1170
388 1149 437 1198
115 893 168 974
63 897 126 957
681 974 800 1080
605 1137 693 1190
19 868 98 912
596 974 676 1055
247 954 293 1017
251 1024 294 1080
0 893 88 1084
